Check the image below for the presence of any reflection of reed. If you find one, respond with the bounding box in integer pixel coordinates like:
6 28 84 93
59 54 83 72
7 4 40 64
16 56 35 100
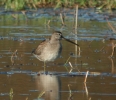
68 84 73 100
84 82 88 97
110 40 116 57
83 71 92 100
11 49 18 65
109 57 116 74
35 73 60 100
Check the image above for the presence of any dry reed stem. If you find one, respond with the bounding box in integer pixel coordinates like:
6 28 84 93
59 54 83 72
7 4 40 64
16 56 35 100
69 62 73 73
47 20 51 25
69 69 73 73
74 5 80 56
38 91 45 98
47 20 51 29
75 5 78 30
21 11 26 15
32 3 37 10
21 11 28 20
60 13 65 25
69 62 80 73
69 62 73 68
11 14 18 19
84 71 89 83
106 18 116 33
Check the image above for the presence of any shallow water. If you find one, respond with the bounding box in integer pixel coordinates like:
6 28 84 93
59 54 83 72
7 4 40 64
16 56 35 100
0 8 116 100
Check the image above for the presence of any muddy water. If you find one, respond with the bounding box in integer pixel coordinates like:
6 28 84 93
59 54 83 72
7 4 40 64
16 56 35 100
0 10 116 100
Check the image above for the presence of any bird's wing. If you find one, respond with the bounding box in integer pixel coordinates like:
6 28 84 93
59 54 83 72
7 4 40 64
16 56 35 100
32 39 49 55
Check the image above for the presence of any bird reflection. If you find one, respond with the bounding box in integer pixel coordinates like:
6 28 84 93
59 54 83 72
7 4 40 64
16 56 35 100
35 72 61 100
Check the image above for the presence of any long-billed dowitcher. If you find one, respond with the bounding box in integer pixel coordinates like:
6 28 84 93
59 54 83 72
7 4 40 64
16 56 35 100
32 31 79 71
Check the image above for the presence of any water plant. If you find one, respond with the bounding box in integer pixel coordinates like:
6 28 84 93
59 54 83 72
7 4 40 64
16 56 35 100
2 0 38 10
1 0 116 11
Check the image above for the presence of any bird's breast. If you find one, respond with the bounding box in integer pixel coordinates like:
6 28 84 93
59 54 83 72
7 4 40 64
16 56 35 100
41 42 62 62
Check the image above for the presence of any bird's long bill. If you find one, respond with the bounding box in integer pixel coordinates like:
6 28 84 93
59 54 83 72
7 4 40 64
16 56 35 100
62 36 79 46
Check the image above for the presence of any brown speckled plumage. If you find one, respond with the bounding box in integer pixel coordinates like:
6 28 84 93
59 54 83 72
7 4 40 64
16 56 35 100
32 31 79 64
32 31 62 62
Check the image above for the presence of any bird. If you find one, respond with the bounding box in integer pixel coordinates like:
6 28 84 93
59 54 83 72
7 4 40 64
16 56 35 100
32 31 79 71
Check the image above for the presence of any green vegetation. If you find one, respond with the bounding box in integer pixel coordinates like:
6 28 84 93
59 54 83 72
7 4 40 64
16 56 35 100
0 0 116 10
9 88 13 100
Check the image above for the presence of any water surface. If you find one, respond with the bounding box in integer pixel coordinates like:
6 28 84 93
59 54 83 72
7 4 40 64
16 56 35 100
0 8 116 100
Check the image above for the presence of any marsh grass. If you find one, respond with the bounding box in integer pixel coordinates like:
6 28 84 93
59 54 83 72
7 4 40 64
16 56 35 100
1 0 116 11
